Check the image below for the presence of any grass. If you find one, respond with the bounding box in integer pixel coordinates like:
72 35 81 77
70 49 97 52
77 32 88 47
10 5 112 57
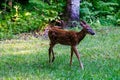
0 27 120 80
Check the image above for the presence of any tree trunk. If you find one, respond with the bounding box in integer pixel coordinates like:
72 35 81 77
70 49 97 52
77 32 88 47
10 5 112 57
67 0 81 27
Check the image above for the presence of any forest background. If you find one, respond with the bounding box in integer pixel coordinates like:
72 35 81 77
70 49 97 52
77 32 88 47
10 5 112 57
0 0 120 39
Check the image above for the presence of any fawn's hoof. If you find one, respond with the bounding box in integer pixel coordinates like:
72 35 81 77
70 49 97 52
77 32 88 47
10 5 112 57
80 63 84 70
52 57 55 62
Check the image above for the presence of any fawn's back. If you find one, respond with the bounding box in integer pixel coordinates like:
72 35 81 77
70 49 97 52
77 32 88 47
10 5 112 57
48 27 79 45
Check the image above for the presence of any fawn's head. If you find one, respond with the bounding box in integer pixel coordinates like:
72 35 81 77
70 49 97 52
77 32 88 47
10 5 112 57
80 21 95 35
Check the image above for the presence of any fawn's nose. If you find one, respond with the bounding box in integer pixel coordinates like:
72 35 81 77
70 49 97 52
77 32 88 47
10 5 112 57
87 29 95 35
91 32 95 35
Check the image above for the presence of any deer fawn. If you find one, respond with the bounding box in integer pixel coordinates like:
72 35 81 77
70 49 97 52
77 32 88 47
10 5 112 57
48 21 95 69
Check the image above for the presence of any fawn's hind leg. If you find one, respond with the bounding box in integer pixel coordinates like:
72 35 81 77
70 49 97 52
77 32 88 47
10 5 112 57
52 49 55 62
49 43 55 63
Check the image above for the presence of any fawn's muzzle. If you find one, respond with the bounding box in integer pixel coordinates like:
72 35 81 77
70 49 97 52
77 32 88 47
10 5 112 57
87 29 95 35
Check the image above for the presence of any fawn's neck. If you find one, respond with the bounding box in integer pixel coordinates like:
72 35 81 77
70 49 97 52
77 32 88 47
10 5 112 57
77 29 87 44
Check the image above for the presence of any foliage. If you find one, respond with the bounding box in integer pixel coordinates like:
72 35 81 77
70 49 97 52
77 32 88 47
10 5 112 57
0 27 120 79
0 0 66 40
80 0 119 26
0 0 120 40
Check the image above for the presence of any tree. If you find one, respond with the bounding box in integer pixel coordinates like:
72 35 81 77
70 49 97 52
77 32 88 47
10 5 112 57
66 0 81 27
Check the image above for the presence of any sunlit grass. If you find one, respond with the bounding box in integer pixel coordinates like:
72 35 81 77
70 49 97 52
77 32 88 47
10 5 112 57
0 27 120 80
0 39 49 54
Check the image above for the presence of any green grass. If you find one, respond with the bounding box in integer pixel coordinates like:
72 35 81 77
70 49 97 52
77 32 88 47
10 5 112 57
0 27 120 80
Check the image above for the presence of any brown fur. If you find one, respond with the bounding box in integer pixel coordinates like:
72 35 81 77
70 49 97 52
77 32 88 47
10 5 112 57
48 21 95 69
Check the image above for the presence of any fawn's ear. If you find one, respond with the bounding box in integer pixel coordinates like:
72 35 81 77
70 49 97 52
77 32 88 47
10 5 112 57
80 21 86 28
81 20 87 24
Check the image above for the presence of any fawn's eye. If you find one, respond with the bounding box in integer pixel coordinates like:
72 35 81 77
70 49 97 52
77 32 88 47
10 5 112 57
86 29 90 30
87 29 92 32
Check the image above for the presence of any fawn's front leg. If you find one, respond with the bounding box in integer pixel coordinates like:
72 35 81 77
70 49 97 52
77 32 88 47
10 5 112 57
70 47 73 66
72 46 84 70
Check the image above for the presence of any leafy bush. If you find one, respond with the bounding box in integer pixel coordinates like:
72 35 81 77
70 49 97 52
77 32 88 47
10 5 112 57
0 0 119 40
80 0 119 26
0 0 66 40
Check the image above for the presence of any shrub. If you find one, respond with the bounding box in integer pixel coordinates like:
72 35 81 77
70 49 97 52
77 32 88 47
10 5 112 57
0 0 66 40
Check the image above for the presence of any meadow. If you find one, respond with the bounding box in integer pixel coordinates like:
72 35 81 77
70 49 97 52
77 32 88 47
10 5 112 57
0 27 120 80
